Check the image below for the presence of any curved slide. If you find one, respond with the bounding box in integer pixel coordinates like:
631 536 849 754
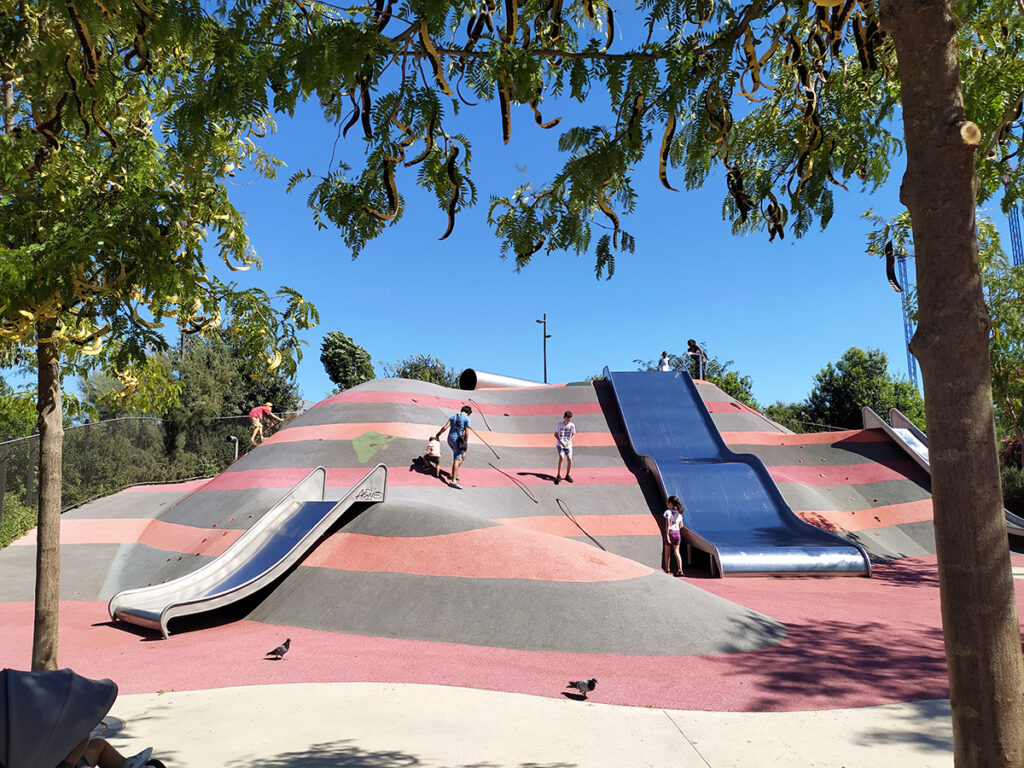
108 464 387 637
861 407 1024 536
604 369 871 576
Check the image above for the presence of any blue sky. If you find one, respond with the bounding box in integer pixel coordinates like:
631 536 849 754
215 89 985 410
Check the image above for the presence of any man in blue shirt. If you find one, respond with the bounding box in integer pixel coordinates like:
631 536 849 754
435 405 472 489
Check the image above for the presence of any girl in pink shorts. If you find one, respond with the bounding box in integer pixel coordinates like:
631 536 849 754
662 495 685 576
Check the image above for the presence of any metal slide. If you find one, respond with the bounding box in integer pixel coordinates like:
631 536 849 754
604 369 871 576
862 407 1024 536
109 464 387 637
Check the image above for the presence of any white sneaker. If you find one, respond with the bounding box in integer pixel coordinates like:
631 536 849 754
124 747 153 768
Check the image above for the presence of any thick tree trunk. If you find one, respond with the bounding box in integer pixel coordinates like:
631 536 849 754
880 2 1024 765
31 334 62 671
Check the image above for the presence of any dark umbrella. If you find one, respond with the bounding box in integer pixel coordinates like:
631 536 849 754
0 668 117 768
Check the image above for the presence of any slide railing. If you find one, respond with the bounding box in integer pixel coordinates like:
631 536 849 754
862 407 1024 537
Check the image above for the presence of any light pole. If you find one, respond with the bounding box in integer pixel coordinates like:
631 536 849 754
536 314 551 384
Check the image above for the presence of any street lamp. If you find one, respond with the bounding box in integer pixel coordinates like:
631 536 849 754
536 314 552 384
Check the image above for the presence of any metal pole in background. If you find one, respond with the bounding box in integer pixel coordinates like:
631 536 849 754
535 314 552 384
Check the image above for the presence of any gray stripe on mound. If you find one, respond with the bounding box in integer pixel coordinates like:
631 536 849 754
729 441 917 468
246 567 788 656
777 479 932 513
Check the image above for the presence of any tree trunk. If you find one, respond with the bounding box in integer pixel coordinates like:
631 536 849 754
880 2 1024 765
31 333 62 671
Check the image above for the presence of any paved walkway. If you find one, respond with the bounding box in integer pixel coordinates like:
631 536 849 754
105 683 954 767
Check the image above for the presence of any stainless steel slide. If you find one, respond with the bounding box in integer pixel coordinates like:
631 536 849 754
604 369 870 576
861 407 1024 536
108 464 387 637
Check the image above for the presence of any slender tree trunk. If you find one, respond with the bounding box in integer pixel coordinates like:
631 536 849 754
31 333 62 671
880 2 1024 765
2 79 12 134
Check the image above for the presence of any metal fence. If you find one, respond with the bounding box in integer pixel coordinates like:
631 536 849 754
0 414 290 524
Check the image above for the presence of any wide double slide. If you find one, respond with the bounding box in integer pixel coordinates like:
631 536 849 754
604 369 871 576
862 407 1024 536
109 464 387 637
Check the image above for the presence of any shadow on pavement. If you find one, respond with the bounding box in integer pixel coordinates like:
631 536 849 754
855 699 953 753
225 740 578 768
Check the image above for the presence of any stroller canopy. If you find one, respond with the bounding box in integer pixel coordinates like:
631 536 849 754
0 668 117 768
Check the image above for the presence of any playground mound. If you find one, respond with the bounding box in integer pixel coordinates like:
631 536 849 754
0 375 967 712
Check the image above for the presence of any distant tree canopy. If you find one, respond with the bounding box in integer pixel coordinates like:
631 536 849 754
321 332 375 392
381 354 459 388
0 379 35 440
762 401 809 434
804 347 925 431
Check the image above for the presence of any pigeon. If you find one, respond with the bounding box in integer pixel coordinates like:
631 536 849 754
566 678 597 698
266 638 291 660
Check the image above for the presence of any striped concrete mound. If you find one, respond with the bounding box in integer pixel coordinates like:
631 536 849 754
10 377 785 658
8 375 1021 714
705 385 935 561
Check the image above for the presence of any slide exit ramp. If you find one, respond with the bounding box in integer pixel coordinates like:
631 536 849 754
604 369 871 577
109 464 387 637
862 407 1024 536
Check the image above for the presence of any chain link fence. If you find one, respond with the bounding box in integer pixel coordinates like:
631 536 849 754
0 413 294 544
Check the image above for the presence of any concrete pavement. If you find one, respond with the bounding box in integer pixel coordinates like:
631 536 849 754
104 683 954 768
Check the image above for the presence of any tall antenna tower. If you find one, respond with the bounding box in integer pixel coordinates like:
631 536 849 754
896 253 919 391
885 242 919 391
1009 205 1024 267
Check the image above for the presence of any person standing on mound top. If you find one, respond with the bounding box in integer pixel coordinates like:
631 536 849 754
248 401 284 446
658 351 672 372
685 339 707 379
436 405 472 489
554 410 576 485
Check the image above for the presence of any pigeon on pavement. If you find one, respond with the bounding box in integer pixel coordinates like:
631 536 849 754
266 638 291 660
566 678 597 698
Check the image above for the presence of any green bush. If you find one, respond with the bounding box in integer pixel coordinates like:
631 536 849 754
1001 464 1024 516
0 493 36 549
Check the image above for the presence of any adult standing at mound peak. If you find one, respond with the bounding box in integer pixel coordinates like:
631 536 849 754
685 340 707 380
249 401 284 446
436 405 472 489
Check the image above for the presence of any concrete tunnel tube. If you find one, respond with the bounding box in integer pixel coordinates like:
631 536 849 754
458 369 545 390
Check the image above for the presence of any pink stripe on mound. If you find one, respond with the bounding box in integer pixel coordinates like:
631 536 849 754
202 466 638 491
720 429 890 446
769 460 926 486
265 422 615 447
303 528 652 582
795 499 934 533
315 389 602 416
12 518 245 554
492 514 660 538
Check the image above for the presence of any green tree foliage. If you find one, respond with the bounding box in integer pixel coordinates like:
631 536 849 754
320 332 374 391
0 380 35 440
866 214 1022 454
2 0 1021 759
804 347 925 431
162 329 301 469
976 224 1024 467
762 401 808 434
381 354 459 387
0 0 317 670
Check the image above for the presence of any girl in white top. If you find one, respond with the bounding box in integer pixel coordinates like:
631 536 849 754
662 495 685 576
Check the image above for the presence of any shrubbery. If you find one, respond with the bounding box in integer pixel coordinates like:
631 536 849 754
0 494 36 548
